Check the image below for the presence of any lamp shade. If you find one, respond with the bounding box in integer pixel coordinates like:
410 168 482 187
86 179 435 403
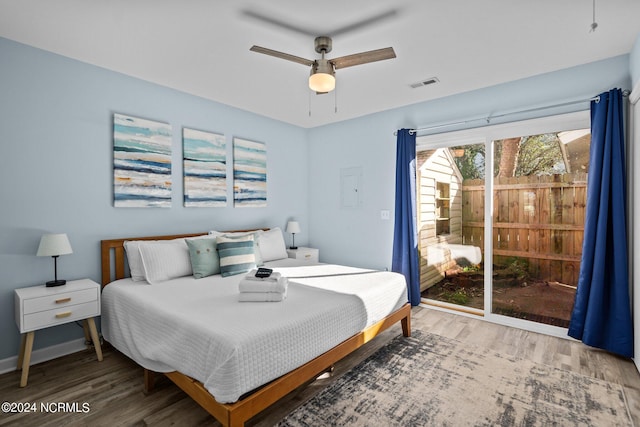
286 221 301 234
309 59 335 93
37 233 73 257
309 73 335 93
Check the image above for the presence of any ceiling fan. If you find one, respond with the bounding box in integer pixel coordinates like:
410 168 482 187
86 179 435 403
250 36 396 94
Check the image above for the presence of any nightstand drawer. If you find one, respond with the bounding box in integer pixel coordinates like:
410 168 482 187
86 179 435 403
287 247 319 263
23 288 98 314
23 300 100 332
298 252 315 261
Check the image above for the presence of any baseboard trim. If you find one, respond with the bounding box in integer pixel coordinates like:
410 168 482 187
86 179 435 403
0 338 87 375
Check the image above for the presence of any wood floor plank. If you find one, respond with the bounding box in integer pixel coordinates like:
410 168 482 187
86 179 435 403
142 396 216 426
1 306 638 426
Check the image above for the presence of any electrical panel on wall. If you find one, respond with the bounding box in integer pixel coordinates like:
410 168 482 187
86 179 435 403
340 167 363 208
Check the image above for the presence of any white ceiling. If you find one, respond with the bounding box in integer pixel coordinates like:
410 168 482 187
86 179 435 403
1 0 639 128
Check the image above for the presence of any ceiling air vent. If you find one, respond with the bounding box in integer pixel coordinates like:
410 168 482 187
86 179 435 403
410 77 439 89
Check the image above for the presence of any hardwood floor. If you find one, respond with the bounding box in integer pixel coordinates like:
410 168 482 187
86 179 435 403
1 306 639 426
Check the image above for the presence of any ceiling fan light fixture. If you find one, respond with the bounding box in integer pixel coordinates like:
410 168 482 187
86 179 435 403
250 36 395 95
309 72 335 92
309 59 335 92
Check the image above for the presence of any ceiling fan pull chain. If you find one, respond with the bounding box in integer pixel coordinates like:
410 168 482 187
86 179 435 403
309 87 312 117
590 0 598 32
334 81 338 113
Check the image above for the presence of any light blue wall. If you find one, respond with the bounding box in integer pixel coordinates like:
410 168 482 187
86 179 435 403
307 55 631 270
631 33 640 86
0 37 308 359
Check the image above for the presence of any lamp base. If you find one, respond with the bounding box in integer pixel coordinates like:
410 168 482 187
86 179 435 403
289 246 298 250
46 279 66 287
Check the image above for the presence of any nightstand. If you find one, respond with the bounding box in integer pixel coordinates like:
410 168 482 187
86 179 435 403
14 278 102 387
286 247 319 263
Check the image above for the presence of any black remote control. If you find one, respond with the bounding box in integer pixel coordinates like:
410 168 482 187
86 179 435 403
255 268 273 278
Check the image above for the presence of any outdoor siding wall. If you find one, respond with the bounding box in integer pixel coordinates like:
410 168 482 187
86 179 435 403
417 149 463 291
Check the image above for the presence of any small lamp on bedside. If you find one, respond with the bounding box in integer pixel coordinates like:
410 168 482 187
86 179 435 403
37 233 73 287
286 221 300 250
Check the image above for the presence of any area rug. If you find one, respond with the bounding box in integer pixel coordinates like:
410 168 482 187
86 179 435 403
278 330 632 426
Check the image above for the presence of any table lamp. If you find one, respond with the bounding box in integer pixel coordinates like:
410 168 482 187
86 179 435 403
37 233 73 287
286 221 301 250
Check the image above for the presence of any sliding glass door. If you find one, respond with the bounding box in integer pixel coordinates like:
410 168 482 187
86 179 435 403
418 112 591 335
491 130 589 327
418 143 486 314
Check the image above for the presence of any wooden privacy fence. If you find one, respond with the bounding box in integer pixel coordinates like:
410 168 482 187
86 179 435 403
462 173 587 287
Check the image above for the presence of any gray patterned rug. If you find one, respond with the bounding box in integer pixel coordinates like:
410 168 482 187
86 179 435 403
278 330 632 426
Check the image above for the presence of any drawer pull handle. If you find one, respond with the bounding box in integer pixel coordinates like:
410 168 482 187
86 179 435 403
55 312 72 319
55 297 71 304
305 254 311 258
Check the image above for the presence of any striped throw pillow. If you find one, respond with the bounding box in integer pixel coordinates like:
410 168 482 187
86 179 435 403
216 235 257 277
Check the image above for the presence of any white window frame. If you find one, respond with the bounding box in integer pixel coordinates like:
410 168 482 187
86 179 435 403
417 110 590 338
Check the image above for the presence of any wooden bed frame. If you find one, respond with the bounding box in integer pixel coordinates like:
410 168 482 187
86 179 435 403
100 232 411 427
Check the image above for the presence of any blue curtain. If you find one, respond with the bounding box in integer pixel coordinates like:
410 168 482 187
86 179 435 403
568 88 633 358
392 129 420 306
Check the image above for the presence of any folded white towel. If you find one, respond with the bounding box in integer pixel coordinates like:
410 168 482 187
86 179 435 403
238 289 287 302
243 269 282 282
239 276 288 293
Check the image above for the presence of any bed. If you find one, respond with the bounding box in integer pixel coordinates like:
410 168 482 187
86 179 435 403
100 230 411 427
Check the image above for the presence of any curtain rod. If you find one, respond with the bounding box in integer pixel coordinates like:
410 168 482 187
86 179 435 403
396 90 630 136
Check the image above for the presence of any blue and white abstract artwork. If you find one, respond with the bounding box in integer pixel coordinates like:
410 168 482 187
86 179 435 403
233 137 266 207
113 113 172 208
183 128 227 207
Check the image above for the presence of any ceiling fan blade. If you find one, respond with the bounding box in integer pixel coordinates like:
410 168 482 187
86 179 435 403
249 45 314 67
243 10 317 37
331 47 396 69
329 9 398 37
243 8 398 38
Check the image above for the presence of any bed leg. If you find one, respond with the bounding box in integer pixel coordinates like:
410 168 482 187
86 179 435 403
144 369 156 394
228 413 245 427
401 314 411 337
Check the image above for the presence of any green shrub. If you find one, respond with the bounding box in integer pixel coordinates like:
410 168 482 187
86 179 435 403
461 264 481 273
505 257 529 280
442 289 470 305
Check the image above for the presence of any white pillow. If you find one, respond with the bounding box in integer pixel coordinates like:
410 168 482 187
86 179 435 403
124 238 190 281
188 234 217 240
123 240 158 282
138 240 192 284
209 229 265 237
258 227 288 262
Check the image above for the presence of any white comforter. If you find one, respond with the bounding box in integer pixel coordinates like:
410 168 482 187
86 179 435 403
101 259 408 403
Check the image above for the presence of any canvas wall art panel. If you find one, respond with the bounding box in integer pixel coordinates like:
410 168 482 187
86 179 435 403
183 128 227 207
113 113 172 208
233 137 266 207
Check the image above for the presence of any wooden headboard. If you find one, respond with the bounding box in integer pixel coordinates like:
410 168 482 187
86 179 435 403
100 229 268 287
